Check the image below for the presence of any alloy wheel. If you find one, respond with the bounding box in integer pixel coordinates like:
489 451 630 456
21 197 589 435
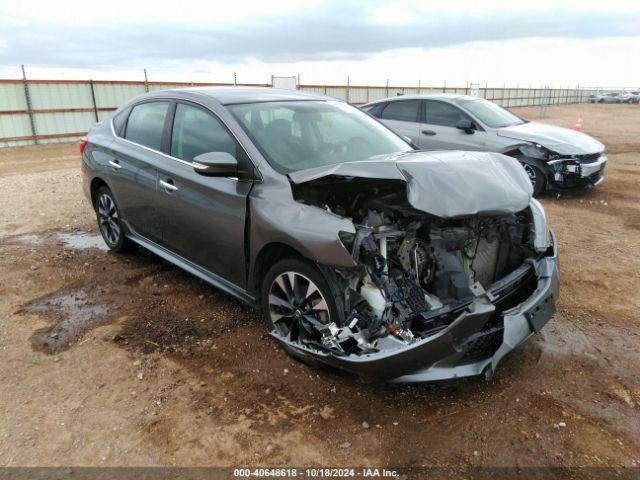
268 271 330 341
522 163 537 187
97 193 121 246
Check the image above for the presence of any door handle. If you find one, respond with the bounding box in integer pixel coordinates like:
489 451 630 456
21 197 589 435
160 179 178 192
421 130 436 136
108 160 122 169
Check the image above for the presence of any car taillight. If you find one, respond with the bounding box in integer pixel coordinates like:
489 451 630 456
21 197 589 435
79 136 88 156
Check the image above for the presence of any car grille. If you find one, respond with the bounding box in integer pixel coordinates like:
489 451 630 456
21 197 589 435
462 326 503 361
575 153 603 164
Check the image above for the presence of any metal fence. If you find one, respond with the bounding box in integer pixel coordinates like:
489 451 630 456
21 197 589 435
0 78 608 147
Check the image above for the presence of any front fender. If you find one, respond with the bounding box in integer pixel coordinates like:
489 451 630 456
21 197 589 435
248 179 357 276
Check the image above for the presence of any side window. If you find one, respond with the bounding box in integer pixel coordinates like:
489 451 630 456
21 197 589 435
363 103 386 118
425 101 467 127
171 103 236 162
112 106 131 136
380 100 420 122
124 102 169 150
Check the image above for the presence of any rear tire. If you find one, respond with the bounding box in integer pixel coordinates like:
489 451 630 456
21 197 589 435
94 186 133 252
261 257 343 367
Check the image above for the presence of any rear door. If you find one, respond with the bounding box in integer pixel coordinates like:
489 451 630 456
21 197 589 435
420 100 488 151
107 100 171 243
377 99 421 145
155 101 253 288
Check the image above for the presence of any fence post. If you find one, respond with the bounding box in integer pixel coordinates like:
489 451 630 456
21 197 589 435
443 80 446 93
21 65 38 145
143 69 149 92
89 80 99 122
418 79 421 94
346 76 350 103
385 79 389 98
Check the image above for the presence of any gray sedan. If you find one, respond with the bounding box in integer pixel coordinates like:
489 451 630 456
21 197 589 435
363 94 606 195
82 87 558 382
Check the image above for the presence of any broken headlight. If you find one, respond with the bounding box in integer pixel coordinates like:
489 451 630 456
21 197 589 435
529 198 551 252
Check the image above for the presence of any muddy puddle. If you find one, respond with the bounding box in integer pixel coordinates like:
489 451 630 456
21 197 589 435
3 230 108 251
56 232 108 251
24 290 114 354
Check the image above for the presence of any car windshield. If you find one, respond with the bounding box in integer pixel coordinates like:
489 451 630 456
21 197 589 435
228 100 411 172
457 98 525 128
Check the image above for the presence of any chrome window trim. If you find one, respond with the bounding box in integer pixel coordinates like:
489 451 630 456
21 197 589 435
110 96 262 179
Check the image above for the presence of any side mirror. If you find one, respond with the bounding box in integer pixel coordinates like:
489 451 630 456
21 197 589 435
455 119 475 134
193 152 238 177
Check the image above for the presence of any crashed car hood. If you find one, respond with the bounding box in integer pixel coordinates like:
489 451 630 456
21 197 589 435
288 150 532 218
497 122 604 155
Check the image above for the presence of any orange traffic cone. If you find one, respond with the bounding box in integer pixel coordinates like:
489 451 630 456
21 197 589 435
574 115 583 131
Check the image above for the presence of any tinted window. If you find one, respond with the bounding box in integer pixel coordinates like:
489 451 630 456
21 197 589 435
112 107 130 136
124 102 169 150
425 101 467 127
362 103 386 118
229 101 410 172
171 103 236 162
381 100 420 122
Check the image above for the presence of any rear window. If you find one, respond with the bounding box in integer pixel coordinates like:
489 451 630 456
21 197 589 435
124 101 170 151
112 107 130 136
380 100 420 122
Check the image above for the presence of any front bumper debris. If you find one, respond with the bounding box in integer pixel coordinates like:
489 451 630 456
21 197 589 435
549 154 607 189
271 234 560 383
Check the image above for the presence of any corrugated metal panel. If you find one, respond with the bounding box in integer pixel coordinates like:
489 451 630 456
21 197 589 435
366 89 390 102
323 87 347 101
93 83 146 109
34 111 95 136
0 113 32 147
347 88 368 104
29 82 94 109
0 83 28 110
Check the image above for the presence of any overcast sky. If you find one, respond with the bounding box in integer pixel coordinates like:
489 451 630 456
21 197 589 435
1 0 639 87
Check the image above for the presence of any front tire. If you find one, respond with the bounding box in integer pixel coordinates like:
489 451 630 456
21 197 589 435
95 186 133 252
261 257 342 367
521 163 546 196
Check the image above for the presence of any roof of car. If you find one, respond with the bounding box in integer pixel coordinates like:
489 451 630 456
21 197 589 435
147 86 333 105
364 93 478 106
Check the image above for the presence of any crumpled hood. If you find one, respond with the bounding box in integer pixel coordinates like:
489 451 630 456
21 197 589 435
498 121 604 155
288 151 533 218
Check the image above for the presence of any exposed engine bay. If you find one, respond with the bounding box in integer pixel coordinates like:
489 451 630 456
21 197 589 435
288 176 542 360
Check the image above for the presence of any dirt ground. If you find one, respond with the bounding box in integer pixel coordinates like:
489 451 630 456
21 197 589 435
0 104 639 473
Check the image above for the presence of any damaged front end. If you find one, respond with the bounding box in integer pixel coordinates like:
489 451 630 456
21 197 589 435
271 152 559 382
515 144 607 189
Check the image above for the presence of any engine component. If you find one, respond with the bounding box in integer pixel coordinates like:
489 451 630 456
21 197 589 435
360 279 387 319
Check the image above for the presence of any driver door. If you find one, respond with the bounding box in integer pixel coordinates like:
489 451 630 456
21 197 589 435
155 101 254 288
419 100 488 151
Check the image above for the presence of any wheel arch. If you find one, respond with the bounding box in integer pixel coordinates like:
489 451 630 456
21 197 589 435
89 177 110 210
249 241 308 295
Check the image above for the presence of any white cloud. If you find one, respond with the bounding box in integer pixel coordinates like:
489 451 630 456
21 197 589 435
0 0 321 25
4 36 638 88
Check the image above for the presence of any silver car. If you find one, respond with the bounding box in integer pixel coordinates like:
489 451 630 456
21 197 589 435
362 94 607 195
589 92 623 104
